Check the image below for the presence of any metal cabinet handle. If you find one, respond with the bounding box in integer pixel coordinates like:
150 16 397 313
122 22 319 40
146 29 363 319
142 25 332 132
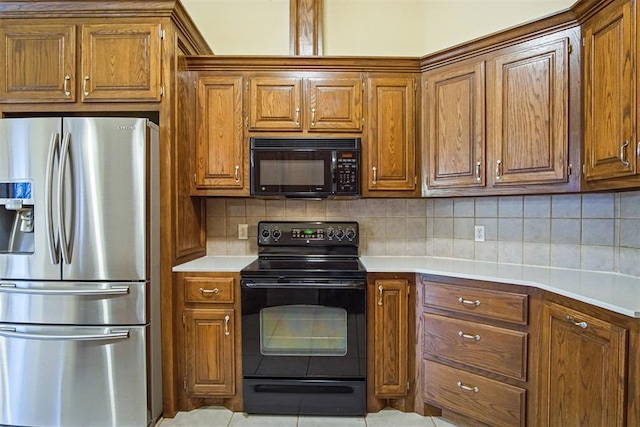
495 159 502 180
295 107 300 127
83 75 90 96
224 315 230 336
637 141 640 158
566 315 587 329
475 161 481 182
372 166 378 185
378 285 383 305
458 331 481 341
620 141 630 167
234 165 240 183
311 108 316 127
458 297 480 306
457 381 479 393
63 75 71 97
199 287 219 295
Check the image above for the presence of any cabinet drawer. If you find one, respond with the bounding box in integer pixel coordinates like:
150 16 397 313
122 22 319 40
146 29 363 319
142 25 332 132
184 276 235 304
423 360 525 427
423 281 528 325
423 313 527 380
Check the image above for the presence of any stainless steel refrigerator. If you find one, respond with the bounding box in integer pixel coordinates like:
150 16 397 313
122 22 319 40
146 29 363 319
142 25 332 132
0 117 162 427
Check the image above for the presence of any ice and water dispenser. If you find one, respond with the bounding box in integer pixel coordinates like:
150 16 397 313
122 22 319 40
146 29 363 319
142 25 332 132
0 182 34 254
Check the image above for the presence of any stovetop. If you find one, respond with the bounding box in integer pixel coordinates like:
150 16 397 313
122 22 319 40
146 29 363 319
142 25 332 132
240 221 366 280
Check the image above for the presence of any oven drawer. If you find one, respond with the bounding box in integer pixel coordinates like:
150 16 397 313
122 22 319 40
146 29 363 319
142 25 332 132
184 276 235 304
423 281 528 325
423 360 525 427
422 313 527 380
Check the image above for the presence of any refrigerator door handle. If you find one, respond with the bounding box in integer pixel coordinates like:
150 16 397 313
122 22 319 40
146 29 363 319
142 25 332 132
0 283 130 295
58 132 72 264
0 327 130 341
45 131 61 265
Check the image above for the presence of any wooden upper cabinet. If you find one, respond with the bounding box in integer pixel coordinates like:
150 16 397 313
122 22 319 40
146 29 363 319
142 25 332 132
583 0 637 183
365 74 417 195
487 37 569 186
80 23 162 102
0 24 76 102
540 301 627 427
247 73 363 132
195 75 246 193
424 61 486 188
248 76 303 130
0 21 162 103
306 77 363 131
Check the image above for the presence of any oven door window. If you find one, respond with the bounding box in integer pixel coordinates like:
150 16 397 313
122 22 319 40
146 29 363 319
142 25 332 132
260 305 347 356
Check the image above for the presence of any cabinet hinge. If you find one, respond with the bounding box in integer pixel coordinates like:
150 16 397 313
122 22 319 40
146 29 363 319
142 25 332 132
183 377 187 391
414 176 417 185
183 313 186 324
568 43 573 54
407 380 410 391
160 28 165 40
582 37 585 47
244 116 249 127
414 81 417 92
193 174 197 184
407 284 410 295
245 81 249 92
193 80 197 89
582 164 586 174
160 86 165 97
362 78 365 93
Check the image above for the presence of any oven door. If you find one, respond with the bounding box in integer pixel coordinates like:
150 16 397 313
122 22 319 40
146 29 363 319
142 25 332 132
241 280 366 380
250 149 334 197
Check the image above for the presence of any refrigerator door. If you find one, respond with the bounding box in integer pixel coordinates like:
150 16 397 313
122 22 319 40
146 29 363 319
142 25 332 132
0 323 151 427
61 117 149 281
0 118 63 281
0 280 148 325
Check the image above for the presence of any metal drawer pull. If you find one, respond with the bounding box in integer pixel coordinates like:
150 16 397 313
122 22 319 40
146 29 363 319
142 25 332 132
457 297 481 306
311 108 316 127
378 285 383 306
457 381 479 393
224 315 230 336
566 315 587 329
495 159 502 180
458 331 481 341
199 287 219 294
620 141 630 167
83 75 90 96
234 165 240 183
64 75 71 96
372 166 378 185
475 161 481 182
295 107 300 127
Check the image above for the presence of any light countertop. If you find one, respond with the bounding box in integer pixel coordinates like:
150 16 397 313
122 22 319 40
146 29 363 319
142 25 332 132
173 255 640 318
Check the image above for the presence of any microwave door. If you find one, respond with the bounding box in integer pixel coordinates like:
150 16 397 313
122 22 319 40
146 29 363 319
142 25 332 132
60 118 150 282
0 118 63 281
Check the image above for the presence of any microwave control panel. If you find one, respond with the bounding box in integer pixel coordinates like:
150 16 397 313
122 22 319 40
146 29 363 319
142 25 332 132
336 152 359 193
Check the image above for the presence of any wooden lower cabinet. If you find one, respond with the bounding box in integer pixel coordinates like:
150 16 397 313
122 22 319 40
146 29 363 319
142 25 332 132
176 272 242 412
367 273 415 413
539 301 628 427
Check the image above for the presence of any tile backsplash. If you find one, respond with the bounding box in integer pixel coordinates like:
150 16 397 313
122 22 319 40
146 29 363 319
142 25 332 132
205 190 640 277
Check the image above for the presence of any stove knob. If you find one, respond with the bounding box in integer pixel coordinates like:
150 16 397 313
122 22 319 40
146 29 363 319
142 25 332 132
335 228 345 241
326 227 335 239
260 228 271 240
345 227 356 241
272 229 282 241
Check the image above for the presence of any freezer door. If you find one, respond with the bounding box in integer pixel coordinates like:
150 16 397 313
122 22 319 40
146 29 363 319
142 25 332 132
0 280 148 324
0 118 63 281
61 118 152 281
0 324 155 427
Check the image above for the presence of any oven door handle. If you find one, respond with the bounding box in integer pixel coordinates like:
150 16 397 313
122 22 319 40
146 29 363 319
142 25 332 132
242 282 365 289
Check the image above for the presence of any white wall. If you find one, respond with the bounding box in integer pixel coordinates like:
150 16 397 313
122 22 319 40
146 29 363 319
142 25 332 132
181 0 575 56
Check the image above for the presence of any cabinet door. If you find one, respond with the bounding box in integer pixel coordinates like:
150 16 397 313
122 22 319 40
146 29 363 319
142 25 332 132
306 76 363 131
365 75 417 194
80 23 162 102
184 308 235 396
425 61 485 188
248 76 303 130
0 24 76 103
540 302 627 427
488 38 569 185
373 278 408 396
195 75 246 191
583 0 637 181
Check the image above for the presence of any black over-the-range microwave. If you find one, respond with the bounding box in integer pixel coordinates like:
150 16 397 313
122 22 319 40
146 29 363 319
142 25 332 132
250 137 361 198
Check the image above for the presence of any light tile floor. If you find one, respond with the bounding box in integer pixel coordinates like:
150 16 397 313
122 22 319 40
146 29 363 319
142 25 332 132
157 407 461 427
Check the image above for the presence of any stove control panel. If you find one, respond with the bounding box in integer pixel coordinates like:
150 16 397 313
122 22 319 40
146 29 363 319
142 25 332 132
258 221 359 245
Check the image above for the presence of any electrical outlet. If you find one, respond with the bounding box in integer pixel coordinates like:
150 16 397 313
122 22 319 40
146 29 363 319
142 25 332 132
474 225 485 242
238 224 248 240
